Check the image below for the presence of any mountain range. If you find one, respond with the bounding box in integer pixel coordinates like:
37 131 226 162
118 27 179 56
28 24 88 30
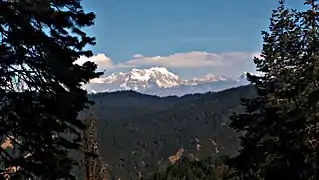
84 67 250 96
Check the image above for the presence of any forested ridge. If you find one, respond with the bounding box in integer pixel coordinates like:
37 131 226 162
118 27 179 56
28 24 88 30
83 85 256 179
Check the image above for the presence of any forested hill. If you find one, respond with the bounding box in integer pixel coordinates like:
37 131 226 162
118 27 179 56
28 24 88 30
85 85 256 179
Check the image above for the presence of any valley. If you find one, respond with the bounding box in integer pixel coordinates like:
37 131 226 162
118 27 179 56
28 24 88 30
83 85 256 179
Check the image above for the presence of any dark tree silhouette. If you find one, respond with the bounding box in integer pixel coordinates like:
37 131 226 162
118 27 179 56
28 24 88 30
81 110 110 180
228 0 319 179
0 0 102 179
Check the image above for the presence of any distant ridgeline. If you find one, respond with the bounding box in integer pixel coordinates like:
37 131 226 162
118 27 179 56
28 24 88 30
80 85 256 179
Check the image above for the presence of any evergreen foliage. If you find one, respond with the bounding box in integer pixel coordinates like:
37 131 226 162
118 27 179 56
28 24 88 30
143 154 230 180
0 0 101 179
85 85 256 179
228 0 319 179
80 110 110 180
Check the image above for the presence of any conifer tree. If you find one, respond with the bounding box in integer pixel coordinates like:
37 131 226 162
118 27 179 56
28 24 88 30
0 0 102 179
228 0 319 179
81 110 109 180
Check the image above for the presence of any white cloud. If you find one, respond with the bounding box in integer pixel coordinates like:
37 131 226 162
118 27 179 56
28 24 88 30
75 54 114 68
251 52 263 59
132 54 144 59
75 51 260 77
126 51 258 68
74 53 133 71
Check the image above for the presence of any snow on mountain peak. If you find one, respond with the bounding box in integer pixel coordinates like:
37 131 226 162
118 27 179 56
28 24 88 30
86 67 251 96
149 67 169 73
128 67 180 85
198 73 228 82
88 67 182 92
185 73 230 85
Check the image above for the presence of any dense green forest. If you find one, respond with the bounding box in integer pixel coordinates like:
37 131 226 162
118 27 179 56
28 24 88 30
142 154 230 180
82 85 256 179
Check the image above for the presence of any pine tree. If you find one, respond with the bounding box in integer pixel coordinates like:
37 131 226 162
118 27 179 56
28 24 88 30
0 0 102 179
80 108 112 180
82 112 99 180
228 0 319 179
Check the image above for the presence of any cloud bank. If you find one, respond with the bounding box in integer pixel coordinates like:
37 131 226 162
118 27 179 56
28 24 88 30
75 51 260 77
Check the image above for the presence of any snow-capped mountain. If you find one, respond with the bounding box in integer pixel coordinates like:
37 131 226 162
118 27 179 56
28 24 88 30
88 67 182 92
186 74 229 85
85 67 251 96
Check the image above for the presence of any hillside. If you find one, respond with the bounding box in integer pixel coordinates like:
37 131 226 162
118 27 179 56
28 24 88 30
85 85 256 179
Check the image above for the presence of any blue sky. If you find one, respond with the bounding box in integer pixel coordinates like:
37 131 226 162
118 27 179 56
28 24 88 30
79 0 304 79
